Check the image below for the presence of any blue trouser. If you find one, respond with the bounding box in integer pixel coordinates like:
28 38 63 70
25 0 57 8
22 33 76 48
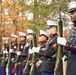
0 64 2 75
21 68 24 75
8 68 13 75
17 68 24 75
17 64 21 75
8 68 11 75
42 72 54 75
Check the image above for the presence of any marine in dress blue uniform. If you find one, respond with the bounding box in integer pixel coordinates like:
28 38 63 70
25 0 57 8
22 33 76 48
32 20 58 75
36 30 48 75
24 29 34 75
57 2 76 75
8 34 18 75
1 37 9 75
17 32 27 75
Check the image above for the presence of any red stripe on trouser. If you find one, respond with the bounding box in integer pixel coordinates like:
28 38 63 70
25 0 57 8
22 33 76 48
11 62 14 75
18 64 21 75
2 67 4 75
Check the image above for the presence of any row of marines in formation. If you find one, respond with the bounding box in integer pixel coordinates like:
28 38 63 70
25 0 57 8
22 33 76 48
1 1 76 75
0 20 73 75
0 28 54 75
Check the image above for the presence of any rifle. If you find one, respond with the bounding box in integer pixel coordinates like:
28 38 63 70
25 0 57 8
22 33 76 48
7 40 13 68
1 52 5 75
1 49 8 75
23 40 33 75
13 42 20 73
54 7 63 75
7 49 12 68
29 33 37 75
1 50 6 67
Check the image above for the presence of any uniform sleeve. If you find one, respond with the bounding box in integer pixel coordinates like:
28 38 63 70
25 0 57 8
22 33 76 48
23 46 29 56
39 44 57 58
65 42 76 53
39 36 57 58
20 52 26 56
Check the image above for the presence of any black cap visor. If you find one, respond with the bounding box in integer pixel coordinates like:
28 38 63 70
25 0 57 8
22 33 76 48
46 25 57 29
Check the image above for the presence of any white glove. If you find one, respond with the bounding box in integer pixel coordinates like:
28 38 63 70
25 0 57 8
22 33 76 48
9 49 13 53
25 43 30 47
32 47 40 53
3 50 8 54
11 58 14 61
36 60 42 67
61 55 67 62
57 37 67 46
29 49 34 54
17 51 21 55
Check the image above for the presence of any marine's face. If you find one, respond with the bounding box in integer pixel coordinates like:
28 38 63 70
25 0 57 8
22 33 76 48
20 36 26 41
4 40 9 44
38 36 47 43
46 28 53 36
70 11 76 22
26 34 33 42
11 38 17 42
46 27 56 36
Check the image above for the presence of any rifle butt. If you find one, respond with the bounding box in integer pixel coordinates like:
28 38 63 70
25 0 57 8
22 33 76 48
54 58 63 75
13 63 18 73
